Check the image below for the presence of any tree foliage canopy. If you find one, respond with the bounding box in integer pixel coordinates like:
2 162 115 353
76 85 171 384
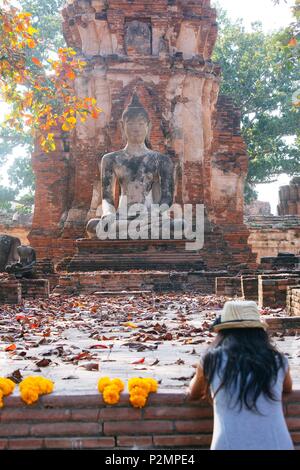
0 0 100 213
213 8 299 198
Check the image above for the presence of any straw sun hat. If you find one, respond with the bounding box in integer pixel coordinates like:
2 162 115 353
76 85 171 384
212 301 268 332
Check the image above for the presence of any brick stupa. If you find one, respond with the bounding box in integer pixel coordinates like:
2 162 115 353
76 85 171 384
29 0 256 272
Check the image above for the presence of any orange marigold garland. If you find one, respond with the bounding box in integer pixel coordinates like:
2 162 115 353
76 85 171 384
19 376 54 405
128 378 158 408
0 378 16 408
98 377 125 405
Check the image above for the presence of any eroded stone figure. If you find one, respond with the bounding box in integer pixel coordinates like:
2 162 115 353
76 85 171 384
6 245 36 278
86 94 184 239
0 235 21 272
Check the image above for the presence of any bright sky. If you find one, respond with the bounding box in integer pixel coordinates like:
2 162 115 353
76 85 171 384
216 0 294 31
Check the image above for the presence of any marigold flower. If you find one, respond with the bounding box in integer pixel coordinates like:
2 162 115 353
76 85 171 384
145 378 158 393
19 377 39 392
0 390 3 408
128 378 142 391
129 386 148 398
98 377 112 393
102 386 120 405
20 387 39 405
128 378 150 394
35 377 54 395
0 378 15 396
129 393 147 409
111 378 125 393
19 376 54 405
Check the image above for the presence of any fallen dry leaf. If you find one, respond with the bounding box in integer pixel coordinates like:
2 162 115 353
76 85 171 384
150 359 160 366
81 363 99 371
7 369 23 384
36 358 51 367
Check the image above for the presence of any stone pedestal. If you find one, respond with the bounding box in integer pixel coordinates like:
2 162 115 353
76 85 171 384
67 239 206 272
55 270 228 295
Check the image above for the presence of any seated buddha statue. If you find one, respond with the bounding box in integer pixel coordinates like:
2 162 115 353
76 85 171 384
86 94 186 240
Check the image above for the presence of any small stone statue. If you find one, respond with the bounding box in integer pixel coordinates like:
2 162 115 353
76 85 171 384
5 245 36 278
87 94 186 239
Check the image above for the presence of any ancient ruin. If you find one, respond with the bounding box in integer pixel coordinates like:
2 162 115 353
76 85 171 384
278 177 300 216
0 0 300 450
29 0 255 272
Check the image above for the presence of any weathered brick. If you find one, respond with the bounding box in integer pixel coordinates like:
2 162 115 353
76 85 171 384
144 406 213 420
291 433 300 444
44 437 115 449
8 439 44 450
117 436 153 448
286 404 300 416
153 434 211 448
100 408 142 421
174 420 213 434
286 418 300 431
147 394 186 406
71 409 100 422
30 422 101 437
0 423 30 437
284 391 300 402
104 420 173 436
0 408 71 422
0 439 8 449
41 395 102 408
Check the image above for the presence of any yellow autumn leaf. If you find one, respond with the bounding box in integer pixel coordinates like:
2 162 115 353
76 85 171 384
66 116 76 125
27 26 38 36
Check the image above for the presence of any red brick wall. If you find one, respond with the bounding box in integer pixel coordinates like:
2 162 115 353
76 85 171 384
259 275 300 308
0 392 299 450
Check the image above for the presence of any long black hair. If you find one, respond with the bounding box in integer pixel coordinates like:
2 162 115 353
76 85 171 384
202 328 285 412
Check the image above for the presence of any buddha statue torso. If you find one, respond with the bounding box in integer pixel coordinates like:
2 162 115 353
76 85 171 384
103 149 173 211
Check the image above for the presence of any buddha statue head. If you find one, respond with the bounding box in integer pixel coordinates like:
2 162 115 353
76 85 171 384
121 93 151 147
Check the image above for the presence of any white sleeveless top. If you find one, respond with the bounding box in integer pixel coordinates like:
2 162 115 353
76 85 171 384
203 353 294 450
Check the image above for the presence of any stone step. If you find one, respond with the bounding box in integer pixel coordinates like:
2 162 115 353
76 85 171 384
93 290 152 296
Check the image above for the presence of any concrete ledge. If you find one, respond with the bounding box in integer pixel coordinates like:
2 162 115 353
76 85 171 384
0 392 299 449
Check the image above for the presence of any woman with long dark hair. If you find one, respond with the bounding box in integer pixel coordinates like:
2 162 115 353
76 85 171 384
188 301 294 450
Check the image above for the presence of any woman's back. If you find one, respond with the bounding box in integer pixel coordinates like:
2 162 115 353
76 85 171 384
210 353 294 450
